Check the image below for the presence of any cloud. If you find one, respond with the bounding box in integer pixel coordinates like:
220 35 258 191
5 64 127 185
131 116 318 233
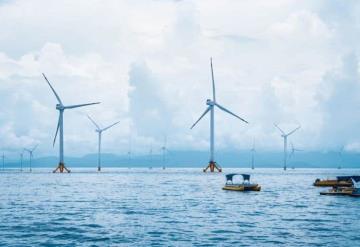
128 61 172 139
317 52 360 149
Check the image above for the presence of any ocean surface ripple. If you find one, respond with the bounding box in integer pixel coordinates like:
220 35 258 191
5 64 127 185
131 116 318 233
0 168 359 246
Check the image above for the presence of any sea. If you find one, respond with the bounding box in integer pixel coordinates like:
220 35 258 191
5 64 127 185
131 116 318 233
0 168 359 246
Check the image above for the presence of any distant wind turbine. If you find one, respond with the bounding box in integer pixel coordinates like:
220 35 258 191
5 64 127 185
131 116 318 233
289 142 302 159
250 139 256 170
87 115 120 172
24 145 38 172
149 145 153 165
127 136 132 164
289 142 303 169
1 153 4 170
274 123 301 170
190 58 248 172
160 135 171 165
43 73 100 173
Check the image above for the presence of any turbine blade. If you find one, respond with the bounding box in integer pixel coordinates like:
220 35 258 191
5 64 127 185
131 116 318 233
42 73 63 105
286 125 301 136
64 102 100 109
190 106 211 129
210 57 216 102
53 114 60 147
31 144 38 152
102 121 120 131
274 123 285 135
214 103 248 123
87 115 100 130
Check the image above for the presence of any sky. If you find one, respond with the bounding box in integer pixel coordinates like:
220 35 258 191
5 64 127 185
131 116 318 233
0 0 360 159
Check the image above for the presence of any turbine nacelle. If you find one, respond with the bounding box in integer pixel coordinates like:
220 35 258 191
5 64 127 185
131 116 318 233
56 104 64 110
206 99 215 106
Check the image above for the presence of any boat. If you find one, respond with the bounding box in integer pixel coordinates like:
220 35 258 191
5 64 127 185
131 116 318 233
320 176 360 196
313 176 360 187
222 174 261 191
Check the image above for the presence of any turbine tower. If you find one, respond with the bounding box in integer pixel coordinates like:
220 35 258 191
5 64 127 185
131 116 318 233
250 139 256 170
24 145 38 172
87 115 120 172
191 58 248 172
43 73 100 173
274 124 301 171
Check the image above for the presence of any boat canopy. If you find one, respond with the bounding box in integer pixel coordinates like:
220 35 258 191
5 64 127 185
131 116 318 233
225 173 250 182
337 176 360 183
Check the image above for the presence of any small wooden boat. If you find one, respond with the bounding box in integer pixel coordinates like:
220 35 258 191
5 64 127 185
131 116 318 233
222 174 261 192
313 176 360 187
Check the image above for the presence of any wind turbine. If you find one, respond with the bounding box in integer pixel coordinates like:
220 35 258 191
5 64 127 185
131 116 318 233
190 58 248 172
274 123 301 171
87 115 120 172
1 153 4 170
148 145 153 167
24 145 38 172
289 142 302 169
43 73 100 173
250 139 256 170
127 136 132 164
160 135 171 164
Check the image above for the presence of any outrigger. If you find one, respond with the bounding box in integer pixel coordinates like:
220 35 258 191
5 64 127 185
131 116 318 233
222 174 261 191
313 176 360 187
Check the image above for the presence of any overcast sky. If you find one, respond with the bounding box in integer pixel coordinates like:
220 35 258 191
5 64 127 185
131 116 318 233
0 0 360 158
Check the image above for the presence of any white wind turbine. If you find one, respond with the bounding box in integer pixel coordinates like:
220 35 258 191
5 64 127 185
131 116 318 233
289 142 303 169
127 136 132 163
87 115 120 172
250 139 256 170
191 58 248 172
274 123 301 171
1 153 4 170
24 145 38 172
160 135 171 165
43 73 100 173
148 145 153 166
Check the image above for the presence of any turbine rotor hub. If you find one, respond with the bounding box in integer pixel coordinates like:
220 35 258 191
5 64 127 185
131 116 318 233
206 99 214 106
56 104 64 110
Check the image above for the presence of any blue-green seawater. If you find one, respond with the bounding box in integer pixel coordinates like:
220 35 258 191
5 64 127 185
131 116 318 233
0 168 359 246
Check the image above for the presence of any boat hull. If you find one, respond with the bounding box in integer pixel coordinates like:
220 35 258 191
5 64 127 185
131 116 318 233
320 187 354 196
222 184 261 192
313 179 352 187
